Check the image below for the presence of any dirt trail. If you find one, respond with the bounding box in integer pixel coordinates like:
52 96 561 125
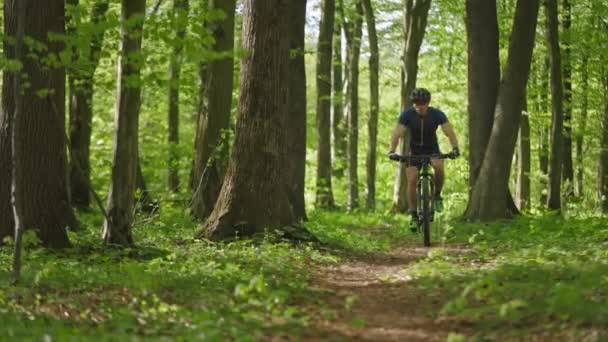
305 242 471 341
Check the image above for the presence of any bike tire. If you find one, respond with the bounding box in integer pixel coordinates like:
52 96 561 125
421 178 431 247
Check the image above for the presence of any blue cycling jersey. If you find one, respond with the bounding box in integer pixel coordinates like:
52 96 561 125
398 107 448 154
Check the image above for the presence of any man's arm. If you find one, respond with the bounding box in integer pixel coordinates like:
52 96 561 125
440 122 459 150
389 124 407 153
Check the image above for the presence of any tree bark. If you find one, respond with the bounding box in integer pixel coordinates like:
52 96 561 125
392 0 432 213
102 0 146 246
465 0 539 220
539 56 550 205
190 0 236 220
68 0 110 208
561 0 573 198
167 0 189 193
599 72 608 212
0 0 16 241
316 0 336 208
575 54 588 197
286 0 308 221
362 0 379 210
198 0 295 240
464 0 500 193
517 97 531 211
2 0 80 247
332 9 346 176
545 0 564 211
346 1 363 211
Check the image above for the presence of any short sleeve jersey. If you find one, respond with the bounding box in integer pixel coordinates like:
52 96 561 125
398 107 448 154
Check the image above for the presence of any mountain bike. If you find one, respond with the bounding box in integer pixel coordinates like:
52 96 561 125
389 153 455 247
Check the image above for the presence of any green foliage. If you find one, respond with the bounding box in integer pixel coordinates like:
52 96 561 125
405 214 608 337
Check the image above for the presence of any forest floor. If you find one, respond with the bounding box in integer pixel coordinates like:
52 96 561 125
304 237 471 341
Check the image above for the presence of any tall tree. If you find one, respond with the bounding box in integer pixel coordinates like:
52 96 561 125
464 0 500 194
315 0 336 208
190 0 236 220
517 97 531 210
599 70 608 212
545 0 564 211
465 0 540 220
575 54 589 197
102 0 147 245
167 0 189 193
198 0 296 240
362 0 379 210
1 0 79 247
346 0 363 210
332 8 346 176
286 0 308 221
392 0 432 213
67 0 110 208
561 0 573 197
539 56 550 205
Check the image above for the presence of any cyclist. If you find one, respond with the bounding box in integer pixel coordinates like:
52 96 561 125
388 88 460 231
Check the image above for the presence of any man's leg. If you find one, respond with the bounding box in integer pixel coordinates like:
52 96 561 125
406 166 419 231
431 159 445 211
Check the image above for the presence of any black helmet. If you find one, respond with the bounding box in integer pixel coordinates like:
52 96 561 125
411 88 431 103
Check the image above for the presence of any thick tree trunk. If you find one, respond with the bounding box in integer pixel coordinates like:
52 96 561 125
190 0 236 220
2 0 80 247
464 0 500 193
167 0 189 193
198 0 295 240
286 0 308 221
561 0 573 198
545 0 564 211
465 0 539 220
346 1 362 211
599 72 608 212
362 0 378 210
332 12 346 176
316 0 336 208
392 0 432 213
68 0 110 208
517 98 531 211
575 55 588 197
102 0 146 246
0 0 16 241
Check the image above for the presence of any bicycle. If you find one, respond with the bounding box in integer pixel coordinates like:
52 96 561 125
389 153 456 247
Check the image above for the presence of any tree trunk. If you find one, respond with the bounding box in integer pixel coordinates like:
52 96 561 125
0 0 16 241
561 0 573 198
599 72 608 212
362 0 378 210
136 158 158 213
190 0 236 220
575 55 588 197
545 0 564 211
465 0 540 220
346 1 363 211
464 0 500 192
167 0 189 193
286 0 308 221
332 10 346 176
539 56 550 205
316 0 336 208
392 0 432 213
102 0 146 246
68 0 110 208
517 97 531 211
2 0 80 247
198 0 295 240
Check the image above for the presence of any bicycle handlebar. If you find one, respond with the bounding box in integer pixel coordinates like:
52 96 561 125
389 153 456 163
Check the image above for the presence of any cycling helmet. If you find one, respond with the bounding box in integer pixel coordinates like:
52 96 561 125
411 88 431 103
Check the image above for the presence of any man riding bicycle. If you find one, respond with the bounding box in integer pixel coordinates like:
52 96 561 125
388 88 460 230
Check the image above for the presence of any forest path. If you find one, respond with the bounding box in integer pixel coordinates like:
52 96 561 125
303 231 471 341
